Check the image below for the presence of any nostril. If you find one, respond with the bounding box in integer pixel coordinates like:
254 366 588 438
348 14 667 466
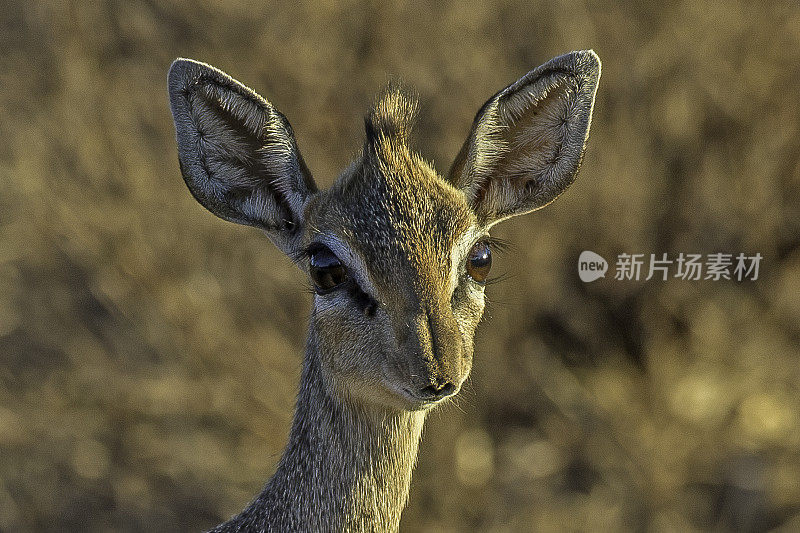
420 381 456 400
438 382 455 396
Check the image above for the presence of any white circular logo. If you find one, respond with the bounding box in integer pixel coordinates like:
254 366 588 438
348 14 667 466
578 250 608 282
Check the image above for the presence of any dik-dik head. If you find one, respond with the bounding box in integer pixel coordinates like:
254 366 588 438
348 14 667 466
168 51 600 411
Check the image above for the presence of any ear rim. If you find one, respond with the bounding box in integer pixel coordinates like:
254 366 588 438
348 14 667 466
448 49 601 227
167 58 317 235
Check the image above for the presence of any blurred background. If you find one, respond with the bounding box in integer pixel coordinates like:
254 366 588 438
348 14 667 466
1 1 799 531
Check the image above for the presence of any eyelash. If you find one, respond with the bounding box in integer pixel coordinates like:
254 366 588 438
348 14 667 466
486 238 513 286
481 236 511 253
292 244 325 263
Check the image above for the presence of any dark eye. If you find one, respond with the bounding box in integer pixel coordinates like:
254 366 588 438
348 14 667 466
309 246 348 293
466 241 492 283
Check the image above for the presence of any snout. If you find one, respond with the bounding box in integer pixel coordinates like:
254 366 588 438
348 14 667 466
396 304 467 405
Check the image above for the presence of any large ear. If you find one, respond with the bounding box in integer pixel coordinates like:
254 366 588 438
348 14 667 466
448 50 600 226
167 58 317 256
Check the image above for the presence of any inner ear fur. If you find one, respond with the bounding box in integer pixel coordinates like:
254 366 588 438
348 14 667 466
168 58 317 253
449 50 601 226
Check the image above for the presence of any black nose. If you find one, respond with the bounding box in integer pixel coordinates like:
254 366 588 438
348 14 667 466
419 381 456 400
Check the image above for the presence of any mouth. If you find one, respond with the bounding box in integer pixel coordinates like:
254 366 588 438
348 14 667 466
383 384 459 411
401 387 443 409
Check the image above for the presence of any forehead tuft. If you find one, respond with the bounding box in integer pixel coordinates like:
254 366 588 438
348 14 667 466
364 86 418 149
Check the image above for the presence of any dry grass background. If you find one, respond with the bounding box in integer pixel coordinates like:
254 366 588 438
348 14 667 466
1 1 799 531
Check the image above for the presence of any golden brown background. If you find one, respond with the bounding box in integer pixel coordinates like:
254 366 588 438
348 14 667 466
1 1 799 531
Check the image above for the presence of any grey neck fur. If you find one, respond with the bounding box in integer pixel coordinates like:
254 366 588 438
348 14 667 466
213 325 426 533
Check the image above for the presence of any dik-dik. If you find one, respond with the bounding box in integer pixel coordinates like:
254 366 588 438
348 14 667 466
168 50 600 532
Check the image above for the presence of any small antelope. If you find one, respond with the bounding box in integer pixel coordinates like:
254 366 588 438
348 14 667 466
168 50 600 532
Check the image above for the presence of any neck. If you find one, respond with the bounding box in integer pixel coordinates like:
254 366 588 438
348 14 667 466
215 328 427 532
